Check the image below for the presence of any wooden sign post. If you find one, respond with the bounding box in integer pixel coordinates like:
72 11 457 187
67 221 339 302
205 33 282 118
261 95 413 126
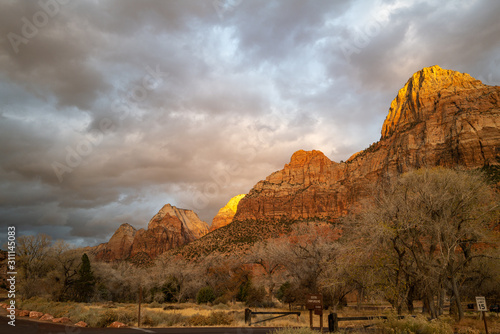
476 296 489 334
306 294 324 332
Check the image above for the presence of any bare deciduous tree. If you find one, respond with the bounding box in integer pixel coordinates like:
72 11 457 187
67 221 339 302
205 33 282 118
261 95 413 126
344 167 499 320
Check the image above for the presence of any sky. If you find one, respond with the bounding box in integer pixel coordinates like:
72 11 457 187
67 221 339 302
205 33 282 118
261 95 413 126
1 0 499 247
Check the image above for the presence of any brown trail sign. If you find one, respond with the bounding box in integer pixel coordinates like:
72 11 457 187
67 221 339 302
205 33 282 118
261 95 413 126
306 294 324 331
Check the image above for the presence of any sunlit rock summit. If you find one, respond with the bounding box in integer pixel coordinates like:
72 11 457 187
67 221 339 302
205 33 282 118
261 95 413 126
209 194 246 232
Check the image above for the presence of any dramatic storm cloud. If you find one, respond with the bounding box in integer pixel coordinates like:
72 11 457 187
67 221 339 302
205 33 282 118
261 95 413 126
1 0 499 246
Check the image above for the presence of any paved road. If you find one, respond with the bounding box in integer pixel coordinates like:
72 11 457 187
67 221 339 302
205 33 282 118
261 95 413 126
1 316 283 334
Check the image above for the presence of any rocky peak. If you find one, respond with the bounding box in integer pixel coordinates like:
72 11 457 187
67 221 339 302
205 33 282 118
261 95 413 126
148 204 208 239
93 204 208 262
265 149 335 186
287 149 332 168
113 223 137 234
210 194 246 232
231 66 500 227
381 65 484 139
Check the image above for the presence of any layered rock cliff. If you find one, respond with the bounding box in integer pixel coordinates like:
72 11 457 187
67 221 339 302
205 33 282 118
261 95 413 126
177 66 499 257
94 204 208 262
209 194 246 232
232 65 500 223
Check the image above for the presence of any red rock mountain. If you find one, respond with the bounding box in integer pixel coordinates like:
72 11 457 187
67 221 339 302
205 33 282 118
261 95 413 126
93 204 208 262
209 194 246 232
232 65 500 224
178 65 500 257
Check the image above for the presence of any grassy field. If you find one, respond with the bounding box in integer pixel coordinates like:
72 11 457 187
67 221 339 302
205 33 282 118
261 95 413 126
13 298 500 333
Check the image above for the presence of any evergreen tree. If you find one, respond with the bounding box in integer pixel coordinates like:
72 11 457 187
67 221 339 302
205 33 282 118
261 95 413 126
75 253 95 302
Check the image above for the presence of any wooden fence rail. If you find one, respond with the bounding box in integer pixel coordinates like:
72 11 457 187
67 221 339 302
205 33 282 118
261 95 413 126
329 313 415 332
245 308 301 326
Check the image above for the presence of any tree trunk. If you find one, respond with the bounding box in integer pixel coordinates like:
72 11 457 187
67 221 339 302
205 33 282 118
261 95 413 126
450 275 464 321
426 294 437 319
438 287 445 316
406 283 415 314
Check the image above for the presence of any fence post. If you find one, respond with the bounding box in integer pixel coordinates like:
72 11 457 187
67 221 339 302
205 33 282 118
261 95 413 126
328 312 338 332
245 308 252 326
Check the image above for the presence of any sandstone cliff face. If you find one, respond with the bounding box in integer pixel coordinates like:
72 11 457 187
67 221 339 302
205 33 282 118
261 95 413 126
93 223 136 262
233 65 500 223
209 194 246 232
94 205 208 262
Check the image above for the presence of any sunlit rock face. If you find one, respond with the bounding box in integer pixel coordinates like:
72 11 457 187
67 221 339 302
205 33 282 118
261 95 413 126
94 66 500 260
234 65 500 223
94 205 208 262
209 194 246 232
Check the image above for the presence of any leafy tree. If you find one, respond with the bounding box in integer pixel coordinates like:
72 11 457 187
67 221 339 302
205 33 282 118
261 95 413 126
276 281 298 309
236 280 251 302
75 253 96 302
196 286 216 304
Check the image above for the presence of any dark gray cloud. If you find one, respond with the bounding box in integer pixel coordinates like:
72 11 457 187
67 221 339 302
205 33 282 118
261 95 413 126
0 0 499 246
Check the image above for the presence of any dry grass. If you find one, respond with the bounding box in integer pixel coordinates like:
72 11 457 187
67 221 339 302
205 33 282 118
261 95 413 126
15 298 500 332
453 313 500 334
17 299 242 327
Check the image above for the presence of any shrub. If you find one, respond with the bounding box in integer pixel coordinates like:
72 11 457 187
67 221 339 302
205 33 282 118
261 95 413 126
148 301 162 308
159 312 187 326
212 303 230 310
196 286 216 304
379 315 453 334
186 311 234 326
245 285 267 307
95 309 119 327
142 311 188 327
209 311 234 325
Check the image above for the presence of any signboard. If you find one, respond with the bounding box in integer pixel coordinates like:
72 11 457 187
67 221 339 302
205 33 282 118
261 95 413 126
306 294 324 331
476 296 487 312
314 308 323 315
306 294 323 310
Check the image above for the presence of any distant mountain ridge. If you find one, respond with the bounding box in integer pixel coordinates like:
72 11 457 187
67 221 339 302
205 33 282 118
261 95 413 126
177 65 500 257
91 65 500 260
91 204 208 262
